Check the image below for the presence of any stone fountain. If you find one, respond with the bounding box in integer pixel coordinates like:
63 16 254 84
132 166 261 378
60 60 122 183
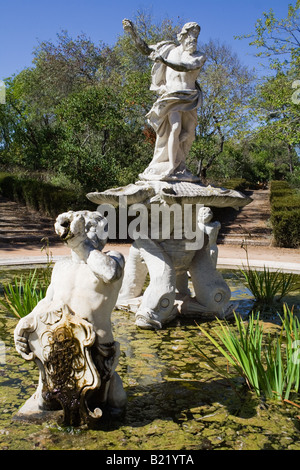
13 18 251 426
86 19 252 330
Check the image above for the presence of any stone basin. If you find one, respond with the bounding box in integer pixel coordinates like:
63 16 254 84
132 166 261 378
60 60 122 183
1 267 300 451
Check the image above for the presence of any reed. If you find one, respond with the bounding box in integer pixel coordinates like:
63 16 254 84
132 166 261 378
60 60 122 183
239 242 299 306
191 305 300 402
240 265 298 306
0 269 48 318
0 240 53 318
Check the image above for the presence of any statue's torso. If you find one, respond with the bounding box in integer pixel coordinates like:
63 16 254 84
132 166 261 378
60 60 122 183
49 259 122 343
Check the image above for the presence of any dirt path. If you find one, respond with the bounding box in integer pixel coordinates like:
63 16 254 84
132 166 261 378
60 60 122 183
0 190 271 246
0 195 58 245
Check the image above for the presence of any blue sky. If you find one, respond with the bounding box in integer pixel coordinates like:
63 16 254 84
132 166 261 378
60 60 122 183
0 0 294 81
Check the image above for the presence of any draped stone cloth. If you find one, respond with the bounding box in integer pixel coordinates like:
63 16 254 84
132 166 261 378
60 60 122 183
140 41 203 180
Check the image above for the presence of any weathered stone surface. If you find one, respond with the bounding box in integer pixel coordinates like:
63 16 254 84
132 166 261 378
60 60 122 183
87 180 249 329
87 180 252 210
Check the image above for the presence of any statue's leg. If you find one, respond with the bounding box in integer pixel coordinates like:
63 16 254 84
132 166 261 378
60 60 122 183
134 238 177 329
180 110 198 161
117 241 148 305
90 341 126 415
168 111 182 173
107 372 127 413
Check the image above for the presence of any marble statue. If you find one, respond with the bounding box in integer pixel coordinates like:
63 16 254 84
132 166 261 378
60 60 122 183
14 210 126 426
123 19 206 181
197 206 221 268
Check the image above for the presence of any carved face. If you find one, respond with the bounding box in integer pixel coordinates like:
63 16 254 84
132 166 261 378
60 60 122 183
55 210 109 249
178 23 200 53
198 206 213 224
55 211 86 242
182 29 199 53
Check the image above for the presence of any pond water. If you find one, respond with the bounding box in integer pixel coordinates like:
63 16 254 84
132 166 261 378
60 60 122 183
0 266 300 451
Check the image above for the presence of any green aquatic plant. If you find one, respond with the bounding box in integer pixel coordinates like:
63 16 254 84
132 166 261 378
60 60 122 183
192 305 300 402
0 240 53 318
239 240 299 306
0 268 48 318
240 264 298 306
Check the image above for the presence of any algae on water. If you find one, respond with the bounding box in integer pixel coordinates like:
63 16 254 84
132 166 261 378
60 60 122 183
0 269 300 450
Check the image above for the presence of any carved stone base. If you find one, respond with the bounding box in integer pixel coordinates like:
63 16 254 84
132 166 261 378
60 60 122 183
87 179 252 330
14 305 126 426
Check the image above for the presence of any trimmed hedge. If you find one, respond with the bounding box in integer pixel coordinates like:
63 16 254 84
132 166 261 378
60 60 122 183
269 180 294 202
270 180 300 248
0 173 95 217
216 178 254 191
222 178 248 191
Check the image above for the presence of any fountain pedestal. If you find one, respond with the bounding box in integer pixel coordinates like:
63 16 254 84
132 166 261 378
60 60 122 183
87 179 252 329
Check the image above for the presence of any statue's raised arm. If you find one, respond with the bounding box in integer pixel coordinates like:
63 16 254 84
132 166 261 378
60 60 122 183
122 19 154 56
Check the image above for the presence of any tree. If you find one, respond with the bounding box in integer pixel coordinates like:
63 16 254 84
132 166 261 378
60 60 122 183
237 1 300 183
237 0 300 71
0 31 109 173
56 85 151 191
187 39 255 181
0 12 260 189
32 30 109 101
253 70 300 172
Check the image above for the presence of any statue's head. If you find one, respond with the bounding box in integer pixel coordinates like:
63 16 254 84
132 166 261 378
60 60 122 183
177 22 200 52
55 210 109 250
198 206 213 224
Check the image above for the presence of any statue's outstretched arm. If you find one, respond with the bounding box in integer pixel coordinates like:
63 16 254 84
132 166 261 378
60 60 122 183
122 18 153 56
153 52 206 72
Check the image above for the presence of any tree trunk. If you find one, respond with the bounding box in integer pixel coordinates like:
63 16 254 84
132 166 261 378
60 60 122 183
288 143 294 174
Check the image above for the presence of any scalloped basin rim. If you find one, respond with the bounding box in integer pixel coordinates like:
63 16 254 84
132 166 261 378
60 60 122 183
86 181 252 210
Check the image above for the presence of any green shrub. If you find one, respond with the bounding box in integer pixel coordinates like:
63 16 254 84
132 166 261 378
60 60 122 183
271 209 300 248
270 181 291 191
269 188 294 202
271 195 300 212
0 173 94 217
217 178 251 191
269 180 300 248
269 180 294 201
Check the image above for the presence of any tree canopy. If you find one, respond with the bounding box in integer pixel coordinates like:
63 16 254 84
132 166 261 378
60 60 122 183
0 8 299 190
